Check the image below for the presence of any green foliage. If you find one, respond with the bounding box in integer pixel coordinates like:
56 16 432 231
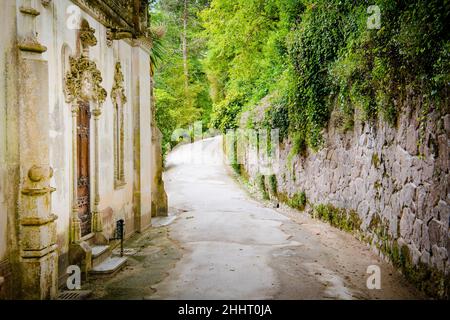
263 88 291 141
151 0 213 155
330 0 450 128
288 191 307 211
388 243 449 299
154 88 177 155
314 204 362 232
201 0 449 155
268 174 277 195
153 0 449 158
231 145 241 175
202 0 303 132
286 1 361 149
210 94 244 131
290 132 307 159
256 174 269 200
371 152 381 169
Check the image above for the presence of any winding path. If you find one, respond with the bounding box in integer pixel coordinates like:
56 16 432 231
152 136 422 299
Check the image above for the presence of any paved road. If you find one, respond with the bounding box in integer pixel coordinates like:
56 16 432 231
151 136 422 299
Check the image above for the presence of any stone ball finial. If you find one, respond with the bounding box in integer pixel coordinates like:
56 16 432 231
28 165 53 182
28 166 46 182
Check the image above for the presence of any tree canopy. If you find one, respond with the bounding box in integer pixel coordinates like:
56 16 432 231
151 0 449 154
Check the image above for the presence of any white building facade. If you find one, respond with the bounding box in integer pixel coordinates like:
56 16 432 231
0 0 167 299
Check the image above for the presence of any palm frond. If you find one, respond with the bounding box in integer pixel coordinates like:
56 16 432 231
150 23 167 73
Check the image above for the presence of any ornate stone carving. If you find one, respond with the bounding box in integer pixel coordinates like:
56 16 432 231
64 56 107 104
18 3 46 53
106 28 133 47
101 0 142 29
79 21 97 48
18 38 47 53
20 214 58 227
41 0 52 7
22 166 56 196
111 62 127 105
71 0 149 39
19 6 40 16
111 61 126 188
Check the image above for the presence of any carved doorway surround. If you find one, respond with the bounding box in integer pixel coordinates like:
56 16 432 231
64 21 107 243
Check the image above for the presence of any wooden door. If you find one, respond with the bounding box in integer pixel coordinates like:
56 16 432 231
77 101 91 236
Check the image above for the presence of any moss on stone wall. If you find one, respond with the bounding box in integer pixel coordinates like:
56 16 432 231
312 204 449 299
239 164 250 183
276 192 289 205
287 192 307 212
256 174 269 200
314 204 362 233
268 174 277 196
389 242 449 299
371 152 381 169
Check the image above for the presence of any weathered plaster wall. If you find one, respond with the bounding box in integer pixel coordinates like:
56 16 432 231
237 99 450 298
36 0 154 278
137 48 153 229
0 0 19 299
0 0 158 299
39 1 73 278
97 40 135 237
0 0 12 263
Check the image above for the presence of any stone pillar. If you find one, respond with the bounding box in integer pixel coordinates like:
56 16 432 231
151 127 168 217
70 103 81 243
149 45 168 218
91 105 102 233
16 0 58 299
131 45 142 230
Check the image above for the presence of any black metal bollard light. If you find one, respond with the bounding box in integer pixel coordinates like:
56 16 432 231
116 219 125 257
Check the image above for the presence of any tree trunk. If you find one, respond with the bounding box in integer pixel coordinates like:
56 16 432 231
182 0 189 91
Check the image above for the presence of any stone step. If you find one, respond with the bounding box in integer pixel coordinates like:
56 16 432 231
89 256 127 276
91 245 110 267
80 232 96 246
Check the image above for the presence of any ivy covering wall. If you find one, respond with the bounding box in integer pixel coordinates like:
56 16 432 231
202 0 449 151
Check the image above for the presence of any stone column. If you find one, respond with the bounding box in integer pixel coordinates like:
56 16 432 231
148 41 168 218
131 45 142 230
91 104 102 233
151 127 168 217
16 0 58 299
70 103 81 243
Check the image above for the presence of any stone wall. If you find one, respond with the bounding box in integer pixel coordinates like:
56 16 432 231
236 98 450 298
